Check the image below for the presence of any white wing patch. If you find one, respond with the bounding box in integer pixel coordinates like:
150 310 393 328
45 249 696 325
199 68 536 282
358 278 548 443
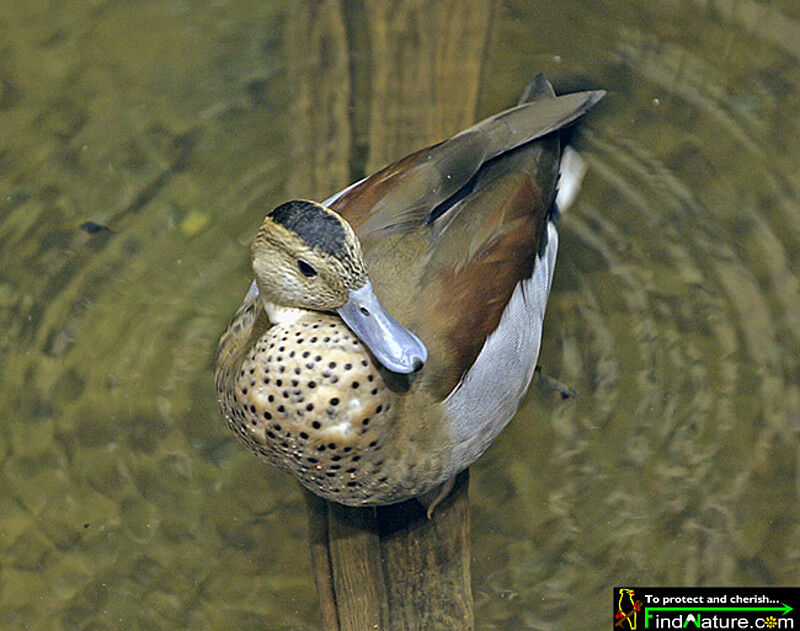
554 146 586 213
323 177 366 207
443 221 559 465
243 278 259 304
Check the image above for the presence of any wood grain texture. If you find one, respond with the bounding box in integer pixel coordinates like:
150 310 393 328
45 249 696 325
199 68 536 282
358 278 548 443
289 0 496 627
285 0 352 200
378 472 473 630
364 0 496 169
306 471 472 631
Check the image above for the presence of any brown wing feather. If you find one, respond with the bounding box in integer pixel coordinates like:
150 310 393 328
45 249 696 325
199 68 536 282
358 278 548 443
328 147 433 233
417 164 554 395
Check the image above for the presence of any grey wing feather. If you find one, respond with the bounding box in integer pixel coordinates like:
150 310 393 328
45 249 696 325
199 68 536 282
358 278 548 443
443 221 559 465
360 89 605 235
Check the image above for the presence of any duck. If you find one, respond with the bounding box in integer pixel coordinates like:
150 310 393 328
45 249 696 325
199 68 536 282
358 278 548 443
214 75 604 509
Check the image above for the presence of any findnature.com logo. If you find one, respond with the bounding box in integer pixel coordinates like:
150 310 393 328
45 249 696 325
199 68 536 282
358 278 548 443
612 587 798 630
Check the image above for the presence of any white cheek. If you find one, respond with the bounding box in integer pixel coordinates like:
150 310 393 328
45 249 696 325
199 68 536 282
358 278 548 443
264 302 305 324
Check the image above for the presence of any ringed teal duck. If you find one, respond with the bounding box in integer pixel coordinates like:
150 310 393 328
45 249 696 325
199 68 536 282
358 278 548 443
215 75 604 507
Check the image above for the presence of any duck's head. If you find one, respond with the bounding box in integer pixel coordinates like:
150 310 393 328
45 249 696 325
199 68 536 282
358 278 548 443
251 199 427 374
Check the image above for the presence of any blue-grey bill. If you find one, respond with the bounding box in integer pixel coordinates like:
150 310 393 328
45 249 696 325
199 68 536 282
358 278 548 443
337 281 427 374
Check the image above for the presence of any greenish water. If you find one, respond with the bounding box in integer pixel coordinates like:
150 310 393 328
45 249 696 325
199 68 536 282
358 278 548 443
1 1 799 629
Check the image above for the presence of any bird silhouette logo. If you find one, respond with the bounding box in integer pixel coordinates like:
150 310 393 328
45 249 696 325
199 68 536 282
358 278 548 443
615 588 642 629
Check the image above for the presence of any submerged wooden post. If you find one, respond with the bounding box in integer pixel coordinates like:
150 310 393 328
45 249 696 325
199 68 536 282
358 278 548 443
305 471 473 631
286 1 497 627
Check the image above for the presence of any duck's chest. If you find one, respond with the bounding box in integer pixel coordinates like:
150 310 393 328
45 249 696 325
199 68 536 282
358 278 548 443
217 313 402 502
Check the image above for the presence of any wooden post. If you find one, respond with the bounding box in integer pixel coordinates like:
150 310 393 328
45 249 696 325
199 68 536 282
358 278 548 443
305 471 473 631
286 1 497 627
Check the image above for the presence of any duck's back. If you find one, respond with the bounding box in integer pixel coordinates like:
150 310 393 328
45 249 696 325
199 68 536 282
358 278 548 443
328 76 599 398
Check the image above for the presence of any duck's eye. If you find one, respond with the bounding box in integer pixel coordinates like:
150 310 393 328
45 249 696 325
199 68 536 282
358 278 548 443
297 259 318 277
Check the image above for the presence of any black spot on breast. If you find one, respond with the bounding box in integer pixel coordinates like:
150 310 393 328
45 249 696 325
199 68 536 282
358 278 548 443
269 200 347 258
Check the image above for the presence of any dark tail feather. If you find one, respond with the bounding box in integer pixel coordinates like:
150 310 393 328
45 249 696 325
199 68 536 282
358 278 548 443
518 73 557 105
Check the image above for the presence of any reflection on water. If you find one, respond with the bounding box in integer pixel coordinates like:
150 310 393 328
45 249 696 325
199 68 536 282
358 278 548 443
1 0 799 628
